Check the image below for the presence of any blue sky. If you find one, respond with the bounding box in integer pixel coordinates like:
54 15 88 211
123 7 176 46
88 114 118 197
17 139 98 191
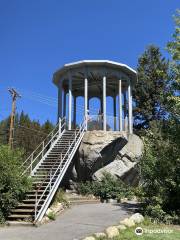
0 0 179 125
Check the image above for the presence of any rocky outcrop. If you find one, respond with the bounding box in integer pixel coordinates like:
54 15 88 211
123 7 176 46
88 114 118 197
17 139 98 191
76 131 128 181
93 133 144 185
67 131 143 186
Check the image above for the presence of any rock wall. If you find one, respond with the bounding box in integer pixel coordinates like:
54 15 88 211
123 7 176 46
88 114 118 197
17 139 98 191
65 131 144 187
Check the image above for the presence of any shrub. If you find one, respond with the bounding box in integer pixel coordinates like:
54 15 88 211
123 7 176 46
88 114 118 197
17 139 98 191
77 172 133 201
0 145 31 223
47 211 56 220
138 121 180 224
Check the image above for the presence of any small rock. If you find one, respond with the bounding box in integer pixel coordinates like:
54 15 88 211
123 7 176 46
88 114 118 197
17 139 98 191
129 213 144 224
120 218 135 227
94 232 106 238
105 226 119 238
107 199 117 203
116 224 127 230
120 198 128 203
83 237 95 240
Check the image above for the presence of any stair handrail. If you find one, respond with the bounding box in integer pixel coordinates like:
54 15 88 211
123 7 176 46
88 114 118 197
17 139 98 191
35 119 85 197
34 137 70 194
21 117 66 176
34 118 86 221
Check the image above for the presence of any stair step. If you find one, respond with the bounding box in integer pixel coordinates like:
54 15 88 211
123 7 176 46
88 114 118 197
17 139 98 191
38 166 60 169
39 165 60 168
26 194 48 198
8 214 33 219
41 162 61 165
22 199 45 204
11 209 34 213
7 221 34 226
18 204 35 208
27 190 46 193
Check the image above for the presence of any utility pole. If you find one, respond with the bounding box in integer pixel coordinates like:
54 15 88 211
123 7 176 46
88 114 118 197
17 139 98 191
8 88 21 149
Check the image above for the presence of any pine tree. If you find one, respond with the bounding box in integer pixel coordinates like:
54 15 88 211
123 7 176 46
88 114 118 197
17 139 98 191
134 45 169 129
166 10 180 117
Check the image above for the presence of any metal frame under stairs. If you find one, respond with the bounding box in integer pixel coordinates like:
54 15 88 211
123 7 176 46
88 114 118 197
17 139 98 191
8 117 86 223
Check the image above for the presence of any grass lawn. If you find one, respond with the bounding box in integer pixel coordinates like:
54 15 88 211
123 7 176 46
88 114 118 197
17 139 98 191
96 219 180 240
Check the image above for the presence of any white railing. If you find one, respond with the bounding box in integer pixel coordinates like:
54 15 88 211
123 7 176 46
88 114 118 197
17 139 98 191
34 118 86 222
87 114 128 131
21 117 66 176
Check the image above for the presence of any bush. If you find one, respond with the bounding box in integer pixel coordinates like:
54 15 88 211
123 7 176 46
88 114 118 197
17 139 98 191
138 121 180 224
0 145 31 223
46 211 56 220
77 172 133 201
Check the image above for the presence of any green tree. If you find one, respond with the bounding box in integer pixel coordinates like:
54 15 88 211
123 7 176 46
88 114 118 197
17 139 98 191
166 9 180 117
41 120 54 134
0 116 10 145
0 112 54 157
134 45 169 129
139 121 180 223
0 145 31 222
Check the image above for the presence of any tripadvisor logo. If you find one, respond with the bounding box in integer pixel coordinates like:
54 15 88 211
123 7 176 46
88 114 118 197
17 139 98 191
135 227 143 235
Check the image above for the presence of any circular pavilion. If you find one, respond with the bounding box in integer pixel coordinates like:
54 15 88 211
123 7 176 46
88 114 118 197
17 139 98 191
53 60 137 134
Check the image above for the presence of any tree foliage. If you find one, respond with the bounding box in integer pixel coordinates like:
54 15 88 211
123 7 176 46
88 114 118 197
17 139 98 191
0 145 31 222
137 10 180 223
77 172 133 201
139 120 180 223
0 111 54 156
134 45 169 129
166 10 180 117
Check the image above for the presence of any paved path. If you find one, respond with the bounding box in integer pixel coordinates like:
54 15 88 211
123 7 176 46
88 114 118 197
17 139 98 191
0 203 132 240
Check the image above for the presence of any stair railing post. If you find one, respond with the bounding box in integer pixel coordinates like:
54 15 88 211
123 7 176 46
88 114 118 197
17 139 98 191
68 140 70 157
60 152 62 170
30 153 33 175
42 141 44 158
75 129 76 141
50 131 54 146
50 170 52 191
59 117 61 136
35 189 37 220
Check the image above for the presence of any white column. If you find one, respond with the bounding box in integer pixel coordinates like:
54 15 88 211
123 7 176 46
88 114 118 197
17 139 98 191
119 79 123 131
84 77 88 130
73 96 76 128
63 91 66 118
58 81 62 119
124 91 127 131
113 95 116 131
68 75 72 130
128 81 133 134
103 76 106 131
100 97 103 129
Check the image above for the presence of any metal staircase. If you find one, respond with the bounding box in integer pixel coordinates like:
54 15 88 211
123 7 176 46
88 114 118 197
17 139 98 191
8 117 86 223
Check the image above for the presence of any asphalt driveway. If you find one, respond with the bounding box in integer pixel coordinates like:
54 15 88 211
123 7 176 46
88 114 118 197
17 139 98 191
0 203 132 240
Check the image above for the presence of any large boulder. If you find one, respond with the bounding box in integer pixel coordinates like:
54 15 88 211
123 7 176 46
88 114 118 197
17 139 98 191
66 131 143 187
129 213 144 224
75 131 128 181
92 133 143 185
105 226 119 238
120 218 136 227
